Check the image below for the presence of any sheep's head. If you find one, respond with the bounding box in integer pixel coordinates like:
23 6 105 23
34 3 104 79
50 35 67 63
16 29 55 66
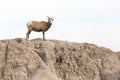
47 16 54 24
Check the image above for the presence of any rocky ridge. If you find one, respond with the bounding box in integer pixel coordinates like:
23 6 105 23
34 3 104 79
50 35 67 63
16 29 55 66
0 38 120 80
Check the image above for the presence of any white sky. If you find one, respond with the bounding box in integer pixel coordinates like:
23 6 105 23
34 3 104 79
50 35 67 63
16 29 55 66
0 0 120 51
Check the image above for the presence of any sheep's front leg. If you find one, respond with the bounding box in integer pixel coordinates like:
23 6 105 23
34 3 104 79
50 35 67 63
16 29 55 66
26 30 31 39
42 31 46 40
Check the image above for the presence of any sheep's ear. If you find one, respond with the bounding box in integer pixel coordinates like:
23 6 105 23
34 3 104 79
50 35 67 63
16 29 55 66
47 16 50 19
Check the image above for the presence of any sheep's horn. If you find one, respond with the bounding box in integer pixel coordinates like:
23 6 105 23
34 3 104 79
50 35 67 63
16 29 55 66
52 17 54 19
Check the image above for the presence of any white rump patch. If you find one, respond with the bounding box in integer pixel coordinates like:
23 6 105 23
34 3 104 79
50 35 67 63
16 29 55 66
27 21 32 26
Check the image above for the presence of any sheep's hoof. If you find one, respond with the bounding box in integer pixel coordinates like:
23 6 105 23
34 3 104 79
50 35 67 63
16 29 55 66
26 37 29 41
43 39 46 41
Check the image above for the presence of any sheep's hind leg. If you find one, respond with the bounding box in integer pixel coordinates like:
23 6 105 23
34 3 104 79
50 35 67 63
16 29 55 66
26 30 31 39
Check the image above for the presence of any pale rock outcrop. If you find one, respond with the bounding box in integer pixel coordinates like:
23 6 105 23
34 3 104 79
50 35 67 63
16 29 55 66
0 38 120 80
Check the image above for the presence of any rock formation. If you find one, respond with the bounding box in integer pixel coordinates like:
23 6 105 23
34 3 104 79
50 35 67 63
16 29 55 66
0 38 120 80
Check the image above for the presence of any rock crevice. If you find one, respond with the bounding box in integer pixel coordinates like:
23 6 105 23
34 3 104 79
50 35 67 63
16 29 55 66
5 41 9 65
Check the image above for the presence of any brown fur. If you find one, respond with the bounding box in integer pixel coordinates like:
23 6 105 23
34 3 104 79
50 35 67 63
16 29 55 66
26 17 54 40
28 21 51 31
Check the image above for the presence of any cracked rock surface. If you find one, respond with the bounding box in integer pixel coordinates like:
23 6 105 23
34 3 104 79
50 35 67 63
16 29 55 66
0 38 120 80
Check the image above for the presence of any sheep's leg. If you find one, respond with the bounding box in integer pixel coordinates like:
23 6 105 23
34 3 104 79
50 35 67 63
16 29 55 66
26 30 31 39
43 31 46 40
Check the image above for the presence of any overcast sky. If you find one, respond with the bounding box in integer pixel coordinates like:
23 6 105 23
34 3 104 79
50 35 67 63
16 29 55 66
0 0 120 51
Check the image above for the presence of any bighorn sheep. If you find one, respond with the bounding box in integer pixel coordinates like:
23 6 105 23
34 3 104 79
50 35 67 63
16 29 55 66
26 16 54 40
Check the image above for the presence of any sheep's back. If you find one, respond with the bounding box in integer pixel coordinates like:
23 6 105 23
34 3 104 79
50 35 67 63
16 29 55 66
32 21 49 31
